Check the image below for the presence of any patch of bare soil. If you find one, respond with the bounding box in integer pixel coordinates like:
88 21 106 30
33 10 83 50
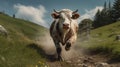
35 34 120 67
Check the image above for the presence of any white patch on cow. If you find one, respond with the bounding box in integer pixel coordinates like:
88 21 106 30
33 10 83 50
58 12 71 42
61 13 70 28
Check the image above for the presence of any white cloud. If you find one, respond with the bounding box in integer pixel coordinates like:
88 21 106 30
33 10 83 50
14 4 48 28
79 6 103 23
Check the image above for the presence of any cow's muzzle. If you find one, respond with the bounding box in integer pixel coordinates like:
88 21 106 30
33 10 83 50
63 24 69 29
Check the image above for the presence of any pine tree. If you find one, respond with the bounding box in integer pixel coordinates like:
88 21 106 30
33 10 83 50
92 9 101 28
93 2 108 28
109 0 111 9
101 1 111 25
112 0 120 21
107 0 113 23
92 1 113 28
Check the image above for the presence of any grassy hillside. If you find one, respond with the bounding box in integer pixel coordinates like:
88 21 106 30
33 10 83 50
81 21 120 61
0 13 48 67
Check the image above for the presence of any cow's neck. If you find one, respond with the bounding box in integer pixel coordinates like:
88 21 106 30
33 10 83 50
61 28 71 44
56 22 72 45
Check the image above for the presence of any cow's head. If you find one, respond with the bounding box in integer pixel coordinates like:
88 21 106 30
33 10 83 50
51 9 80 30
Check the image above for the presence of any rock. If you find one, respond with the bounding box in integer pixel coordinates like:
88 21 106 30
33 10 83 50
96 62 109 67
78 57 83 59
0 55 5 62
83 57 93 63
116 35 120 41
88 66 92 67
82 64 88 67
77 59 81 62
77 63 83 66
83 59 89 63
66 60 72 63
77 63 88 67
87 57 93 61
0 25 8 37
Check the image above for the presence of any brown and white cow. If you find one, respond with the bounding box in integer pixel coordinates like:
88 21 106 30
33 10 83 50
50 9 80 61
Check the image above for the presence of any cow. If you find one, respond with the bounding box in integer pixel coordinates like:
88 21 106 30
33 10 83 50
50 9 80 61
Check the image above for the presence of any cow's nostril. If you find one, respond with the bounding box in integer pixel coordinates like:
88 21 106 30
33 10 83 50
63 24 69 27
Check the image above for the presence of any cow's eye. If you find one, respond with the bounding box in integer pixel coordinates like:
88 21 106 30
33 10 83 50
59 15 63 18
51 13 60 19
71 13 80 19
55 15 61 19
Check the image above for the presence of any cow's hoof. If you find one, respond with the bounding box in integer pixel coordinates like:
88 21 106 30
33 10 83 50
65 42 71 51
58 56 63 61
62 43 65 46
65 47 70 51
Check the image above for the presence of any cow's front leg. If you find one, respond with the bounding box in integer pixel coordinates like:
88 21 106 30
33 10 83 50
65 35 77 51
56 46 62 61
54 42 62 61
65 41 71 51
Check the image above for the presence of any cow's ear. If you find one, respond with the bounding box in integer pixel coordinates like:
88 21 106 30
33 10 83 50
72 13 80 19
51 13 59 19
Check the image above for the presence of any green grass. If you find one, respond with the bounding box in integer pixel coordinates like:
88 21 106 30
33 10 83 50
0 13 48 67
80 21 120 60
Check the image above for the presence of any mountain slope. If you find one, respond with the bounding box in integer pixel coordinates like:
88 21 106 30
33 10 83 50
0 13 48 67
81 21 120 61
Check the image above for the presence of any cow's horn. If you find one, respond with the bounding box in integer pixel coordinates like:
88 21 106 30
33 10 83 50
53 9 59 13
73 9 78 14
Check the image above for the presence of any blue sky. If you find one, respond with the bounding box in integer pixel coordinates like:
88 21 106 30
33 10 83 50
0 0 114 27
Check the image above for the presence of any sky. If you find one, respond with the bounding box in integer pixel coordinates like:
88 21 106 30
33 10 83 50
0 0 114 28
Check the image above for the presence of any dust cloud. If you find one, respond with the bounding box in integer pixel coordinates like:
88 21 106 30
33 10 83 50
35 33 81 60
35 33 56 55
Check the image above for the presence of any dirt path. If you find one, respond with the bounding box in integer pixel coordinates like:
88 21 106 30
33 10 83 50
35 34 120 67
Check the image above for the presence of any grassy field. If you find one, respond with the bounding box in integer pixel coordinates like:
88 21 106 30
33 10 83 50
0 13 48 67
80 21 120 61
1 12 120 67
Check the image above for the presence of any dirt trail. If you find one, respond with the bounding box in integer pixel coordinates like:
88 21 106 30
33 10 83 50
35 33 120 67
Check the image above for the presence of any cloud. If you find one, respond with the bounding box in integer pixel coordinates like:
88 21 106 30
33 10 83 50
14 4 48 28
79 6 103 22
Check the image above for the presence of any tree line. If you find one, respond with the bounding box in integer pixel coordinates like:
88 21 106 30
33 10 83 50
92 0 120 28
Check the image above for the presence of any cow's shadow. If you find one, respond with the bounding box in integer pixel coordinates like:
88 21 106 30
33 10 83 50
27 43 57 62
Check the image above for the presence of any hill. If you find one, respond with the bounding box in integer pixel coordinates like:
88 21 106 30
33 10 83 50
81 21 120 61
0 13 48 67
1 13 120 67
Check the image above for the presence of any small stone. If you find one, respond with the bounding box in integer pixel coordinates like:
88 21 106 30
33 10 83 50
0 25 8 37
78 63 82 66
96 62 109 67
83 64 88 67
83 59 89 63
66 60 72 63
0 56 5 62
88 66 92 67
87 57 93 60
77 63 88 67
116 35 120 41
78 57 83 59
77 59 81 62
